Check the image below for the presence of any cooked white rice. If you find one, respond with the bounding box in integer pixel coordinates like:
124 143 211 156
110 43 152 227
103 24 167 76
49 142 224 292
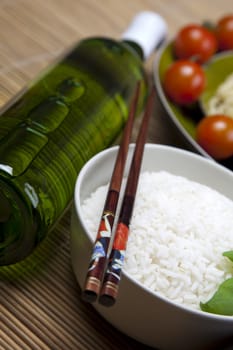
207 72 233 118
81 171 233 311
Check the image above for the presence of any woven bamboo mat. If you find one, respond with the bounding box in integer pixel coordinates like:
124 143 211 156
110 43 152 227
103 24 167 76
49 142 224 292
0 213 153 350
0 1 232 349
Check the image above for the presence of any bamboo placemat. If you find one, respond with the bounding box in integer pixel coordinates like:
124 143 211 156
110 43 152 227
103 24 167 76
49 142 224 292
0 214 153 350
0 1 232 349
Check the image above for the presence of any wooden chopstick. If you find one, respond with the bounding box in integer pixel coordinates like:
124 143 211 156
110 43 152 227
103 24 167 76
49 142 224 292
99 87 155 306
82 82 141 303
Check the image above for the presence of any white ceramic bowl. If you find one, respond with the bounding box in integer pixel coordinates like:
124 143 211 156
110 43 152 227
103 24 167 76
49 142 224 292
71 144 233 350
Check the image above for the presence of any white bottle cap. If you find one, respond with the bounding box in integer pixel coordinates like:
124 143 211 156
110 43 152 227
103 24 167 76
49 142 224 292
122 11 167 60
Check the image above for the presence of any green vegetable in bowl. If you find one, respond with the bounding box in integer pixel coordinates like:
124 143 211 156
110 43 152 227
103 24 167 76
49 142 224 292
200 250 233 315
200 51 233 116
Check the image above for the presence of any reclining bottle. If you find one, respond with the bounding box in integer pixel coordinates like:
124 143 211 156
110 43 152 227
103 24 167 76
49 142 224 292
0 12 167 265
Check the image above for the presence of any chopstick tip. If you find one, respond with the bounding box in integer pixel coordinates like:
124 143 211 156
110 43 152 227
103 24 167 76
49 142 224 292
98 281 118 307
82 277 101 303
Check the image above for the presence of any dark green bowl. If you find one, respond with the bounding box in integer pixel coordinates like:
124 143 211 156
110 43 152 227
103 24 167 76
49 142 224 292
153 41 233 170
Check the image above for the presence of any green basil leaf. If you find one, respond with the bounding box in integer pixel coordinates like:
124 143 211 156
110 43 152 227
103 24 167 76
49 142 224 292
200 278 233 315
223 250 233 262
200 251 233 315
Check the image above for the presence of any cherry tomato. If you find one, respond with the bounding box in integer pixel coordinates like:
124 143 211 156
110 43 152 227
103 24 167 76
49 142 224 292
174 24 217 64
196 115 233 159
216 14 233 51
163 60 206 105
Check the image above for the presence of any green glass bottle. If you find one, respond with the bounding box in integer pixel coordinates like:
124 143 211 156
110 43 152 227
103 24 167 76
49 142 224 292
0 12 166 266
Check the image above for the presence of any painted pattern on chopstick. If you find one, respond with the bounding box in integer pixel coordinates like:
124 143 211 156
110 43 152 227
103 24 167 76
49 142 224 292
105 223 129 280
82 83 140 303
99 195 134 303
83 189 118 298
87 191 117 273
99 87 155 306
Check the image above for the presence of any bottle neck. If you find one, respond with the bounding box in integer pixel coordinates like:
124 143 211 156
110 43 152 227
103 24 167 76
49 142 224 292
122 40 144 60
121 12 167 61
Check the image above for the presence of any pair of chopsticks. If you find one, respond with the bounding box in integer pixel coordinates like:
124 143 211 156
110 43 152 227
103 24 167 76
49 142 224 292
82 82 155 306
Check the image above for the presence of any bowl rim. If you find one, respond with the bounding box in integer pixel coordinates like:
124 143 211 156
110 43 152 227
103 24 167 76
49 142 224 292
73 143 233 322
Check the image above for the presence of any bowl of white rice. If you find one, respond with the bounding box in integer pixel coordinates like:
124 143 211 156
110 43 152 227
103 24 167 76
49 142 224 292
71 143 233 350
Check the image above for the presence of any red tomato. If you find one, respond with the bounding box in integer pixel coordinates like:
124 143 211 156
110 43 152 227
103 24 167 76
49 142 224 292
196 115 233 159
174 24 217 64
216 14 233 51
163 60 206 105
